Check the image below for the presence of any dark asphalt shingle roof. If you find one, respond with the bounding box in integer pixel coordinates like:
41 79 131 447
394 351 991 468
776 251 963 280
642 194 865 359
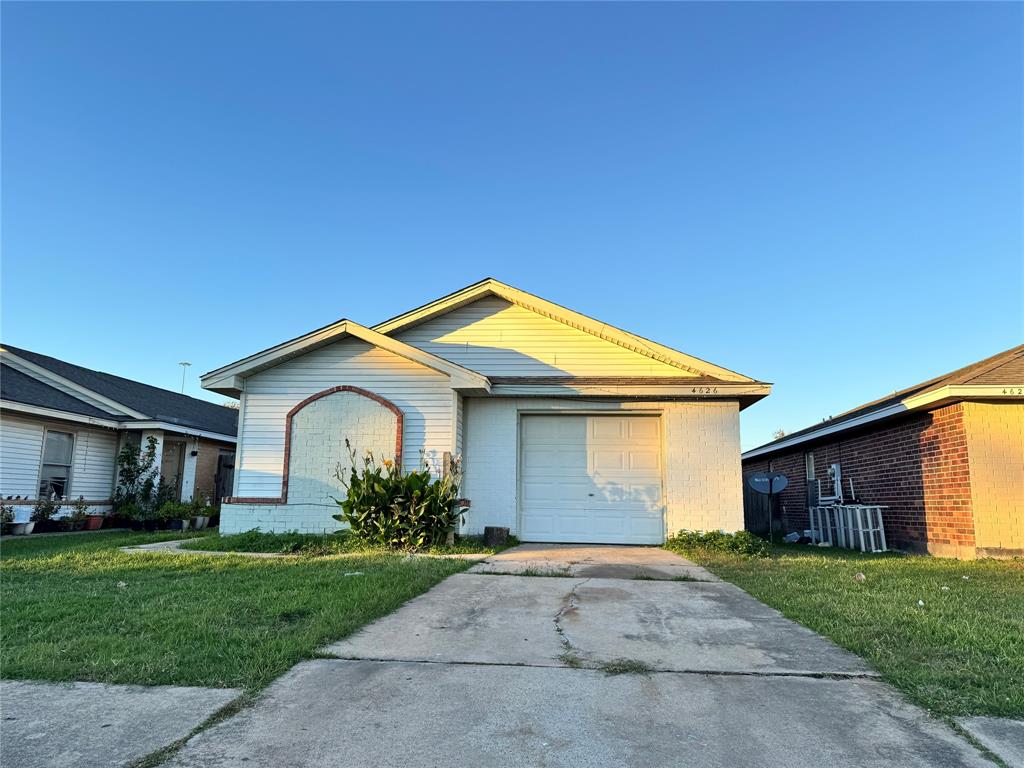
0 364 116 420
750 344 1024 454
2 345 239 437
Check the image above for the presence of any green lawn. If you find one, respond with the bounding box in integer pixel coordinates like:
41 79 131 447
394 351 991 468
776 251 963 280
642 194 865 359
672 543 1024 718
1 530 470 691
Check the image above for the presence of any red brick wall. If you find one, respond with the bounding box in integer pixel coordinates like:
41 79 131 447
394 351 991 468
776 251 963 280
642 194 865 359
742 404 975 556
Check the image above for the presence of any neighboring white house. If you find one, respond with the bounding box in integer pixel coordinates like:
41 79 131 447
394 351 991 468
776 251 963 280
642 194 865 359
202 279 770 543
1 345 238 520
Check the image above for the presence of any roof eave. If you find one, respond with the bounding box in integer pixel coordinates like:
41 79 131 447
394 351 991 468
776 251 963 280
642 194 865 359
200 320 491 396
742 384 1024 459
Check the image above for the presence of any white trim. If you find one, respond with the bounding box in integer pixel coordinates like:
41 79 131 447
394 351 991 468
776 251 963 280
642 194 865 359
0 402 236 444
490 383 771 399
1 401 122 429
742 385 1024 459
36 426 76 500
201 319 491 397
121 421 237 444
1 350 148 418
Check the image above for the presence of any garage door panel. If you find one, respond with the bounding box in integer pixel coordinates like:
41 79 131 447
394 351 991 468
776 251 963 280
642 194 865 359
520 415 664 545
628 418 660 440
629 449 660 471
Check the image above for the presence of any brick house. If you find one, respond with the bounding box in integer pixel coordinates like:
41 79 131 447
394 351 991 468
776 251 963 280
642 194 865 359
742 346 1024 559
202 278 770 541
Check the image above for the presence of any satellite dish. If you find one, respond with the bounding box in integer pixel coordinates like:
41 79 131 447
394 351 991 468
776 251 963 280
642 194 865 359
748 473 789 495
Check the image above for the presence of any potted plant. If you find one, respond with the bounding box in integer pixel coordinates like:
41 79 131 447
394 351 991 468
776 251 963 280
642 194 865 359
73 495 106 531
1 502 14 535
31 495 62 533
158 501 191 531
67 496 90 531
190 493 210 530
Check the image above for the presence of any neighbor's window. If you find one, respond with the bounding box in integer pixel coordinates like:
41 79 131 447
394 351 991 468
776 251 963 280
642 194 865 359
805 452 815 480
38 430 75 498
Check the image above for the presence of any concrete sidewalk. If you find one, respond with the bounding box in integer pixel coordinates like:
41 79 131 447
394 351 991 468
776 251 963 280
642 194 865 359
0 680 240 768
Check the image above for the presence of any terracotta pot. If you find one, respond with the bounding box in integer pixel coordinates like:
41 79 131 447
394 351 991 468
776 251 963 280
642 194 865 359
84 515 105 531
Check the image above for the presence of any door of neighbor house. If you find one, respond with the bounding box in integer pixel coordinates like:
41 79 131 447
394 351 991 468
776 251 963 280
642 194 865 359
214 450 235 503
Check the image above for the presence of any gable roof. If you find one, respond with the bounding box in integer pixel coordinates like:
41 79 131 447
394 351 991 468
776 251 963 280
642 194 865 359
200 319 491 397
743 344 1024 459
1 363 116 420
2 345 239 437
372 278 759 383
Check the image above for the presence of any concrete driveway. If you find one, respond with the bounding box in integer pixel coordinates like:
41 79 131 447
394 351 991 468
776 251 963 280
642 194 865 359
168 545 992 768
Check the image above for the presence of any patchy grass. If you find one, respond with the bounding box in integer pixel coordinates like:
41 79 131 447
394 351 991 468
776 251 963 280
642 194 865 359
179 530 518 557
558 651 584 669
1 530 470 692
680 544 1024 718
599 658 653 676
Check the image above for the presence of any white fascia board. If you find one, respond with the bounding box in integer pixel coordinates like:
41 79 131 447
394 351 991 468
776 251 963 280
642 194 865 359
122 421 238 444
200 320 490 395
742 385 1024 460
489 383 772 398
1 400 122 429
1 351 147 418
0 402 237 443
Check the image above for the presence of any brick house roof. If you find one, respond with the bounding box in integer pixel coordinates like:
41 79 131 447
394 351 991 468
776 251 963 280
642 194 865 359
747 344 1024 455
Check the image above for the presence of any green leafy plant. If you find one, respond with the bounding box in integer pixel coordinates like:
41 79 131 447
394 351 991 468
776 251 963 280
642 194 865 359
31 496 62 523
332 441 465 550
112 436 160 517
157 501 192 522
69 496 90 523
0 503 14 526
664 529 770 557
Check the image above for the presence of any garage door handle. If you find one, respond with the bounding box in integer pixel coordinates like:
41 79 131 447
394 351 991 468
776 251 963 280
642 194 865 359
588 493 595 496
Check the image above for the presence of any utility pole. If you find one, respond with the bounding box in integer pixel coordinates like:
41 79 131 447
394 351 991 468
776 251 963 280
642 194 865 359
179 361 191 393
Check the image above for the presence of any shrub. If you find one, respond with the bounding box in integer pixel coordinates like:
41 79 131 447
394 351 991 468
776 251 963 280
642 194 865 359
664 529 770 557
0 503 14 525
69 496 90 522
113 436 159 514
31 496 62 523
157 501 192 521
333 442 464 550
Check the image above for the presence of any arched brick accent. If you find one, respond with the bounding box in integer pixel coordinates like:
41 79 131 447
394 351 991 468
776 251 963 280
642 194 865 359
225 385 403 505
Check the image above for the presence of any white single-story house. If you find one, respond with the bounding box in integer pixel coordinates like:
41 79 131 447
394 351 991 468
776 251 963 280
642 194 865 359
1 345 238 520
202 279 770 544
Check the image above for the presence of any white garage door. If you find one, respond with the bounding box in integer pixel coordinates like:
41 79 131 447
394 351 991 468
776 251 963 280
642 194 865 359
519 415 665 545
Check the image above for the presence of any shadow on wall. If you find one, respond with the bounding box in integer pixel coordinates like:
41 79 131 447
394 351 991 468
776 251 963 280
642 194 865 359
743 412 969 554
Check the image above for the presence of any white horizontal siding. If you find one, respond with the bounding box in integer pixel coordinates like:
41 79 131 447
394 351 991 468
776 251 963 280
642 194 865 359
0 414 44 497
236 338 455 499
0 413 118 499
395 296 698 378
70 428 118 499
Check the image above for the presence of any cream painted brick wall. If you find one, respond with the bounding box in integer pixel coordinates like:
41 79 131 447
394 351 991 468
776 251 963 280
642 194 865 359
222 390 399 534
963 402 1024 552
460 397 743 540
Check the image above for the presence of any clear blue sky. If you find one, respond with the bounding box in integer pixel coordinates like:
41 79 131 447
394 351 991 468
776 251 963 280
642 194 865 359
2 2 1021 450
